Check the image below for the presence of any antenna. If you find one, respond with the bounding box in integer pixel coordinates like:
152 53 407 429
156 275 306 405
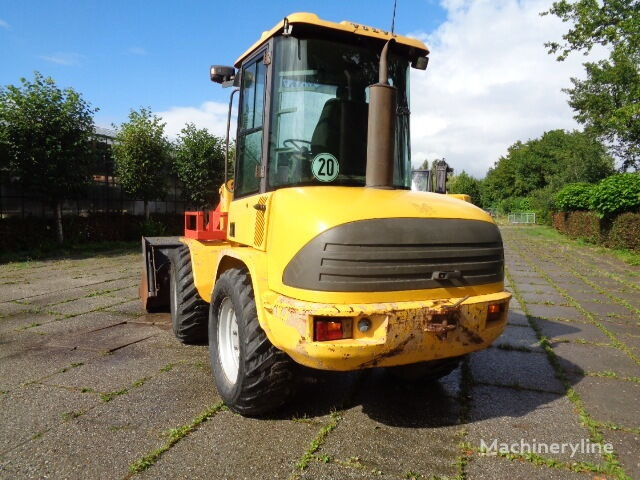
391 0 397 35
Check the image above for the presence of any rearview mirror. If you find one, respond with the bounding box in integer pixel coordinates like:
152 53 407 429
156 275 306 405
210 65 236 84
411 56 429 70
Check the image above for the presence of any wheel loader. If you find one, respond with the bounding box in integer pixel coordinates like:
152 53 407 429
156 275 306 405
140 12 511 415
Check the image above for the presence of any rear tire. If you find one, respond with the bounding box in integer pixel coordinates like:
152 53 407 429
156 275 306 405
209 268 294 415
387 356 464 383
169 246 208 344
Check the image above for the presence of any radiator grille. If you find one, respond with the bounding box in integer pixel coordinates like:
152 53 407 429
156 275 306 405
283 218 504 292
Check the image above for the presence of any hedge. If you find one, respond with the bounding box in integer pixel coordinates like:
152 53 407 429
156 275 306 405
0 213 183 251
553 211 640 252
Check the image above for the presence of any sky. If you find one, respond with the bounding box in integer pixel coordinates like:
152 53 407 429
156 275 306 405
0 0 595 178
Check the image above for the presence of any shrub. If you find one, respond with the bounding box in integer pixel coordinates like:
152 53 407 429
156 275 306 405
554 183 594 211
607 212 640 251
590 173 640 217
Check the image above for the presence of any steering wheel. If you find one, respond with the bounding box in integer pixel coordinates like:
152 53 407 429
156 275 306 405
283 139 312 152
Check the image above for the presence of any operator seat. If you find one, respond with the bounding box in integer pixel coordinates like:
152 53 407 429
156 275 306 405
311 87 368 176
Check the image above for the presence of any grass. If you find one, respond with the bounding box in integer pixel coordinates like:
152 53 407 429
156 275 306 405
0 240 139 265
516 225 640 266
128 402 225 474
294 411 342 472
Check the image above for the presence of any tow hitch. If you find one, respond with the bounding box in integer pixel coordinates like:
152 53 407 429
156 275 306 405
423 296 470 340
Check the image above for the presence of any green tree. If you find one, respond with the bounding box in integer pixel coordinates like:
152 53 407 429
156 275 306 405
482 130 613 208
448 171 483 206
543 0 640 170
0 72 96 243
173 123 226 210
112 108 170 219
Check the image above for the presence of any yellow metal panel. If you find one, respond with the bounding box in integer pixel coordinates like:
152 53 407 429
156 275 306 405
227 192 273 251
235 12 429 67
265 186 500 304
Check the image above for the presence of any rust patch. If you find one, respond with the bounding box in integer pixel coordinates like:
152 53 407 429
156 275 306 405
422 296 470 341
358 334 414 368
460 325 484 345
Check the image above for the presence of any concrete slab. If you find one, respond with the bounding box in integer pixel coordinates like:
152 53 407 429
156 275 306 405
136 409 318 480
470 348 564 393
574 377 640 428
534 318 610 343
467 455 598 479
0 344 96 389
494 324 542 351
526 305 587 323
551 342 640 379
0 383 100 455
44 320 157 353
604 429 640 480
40 334 199 393
467 385 605 464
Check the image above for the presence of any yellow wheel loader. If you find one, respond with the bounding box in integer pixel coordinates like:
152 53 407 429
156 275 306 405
140 12 511 415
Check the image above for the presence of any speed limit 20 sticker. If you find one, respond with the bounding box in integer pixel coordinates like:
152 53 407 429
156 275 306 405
311 153 339 182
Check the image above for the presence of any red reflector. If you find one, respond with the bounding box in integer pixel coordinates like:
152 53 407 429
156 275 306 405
487 303 505 323
314 319 343 341
488 304 502 315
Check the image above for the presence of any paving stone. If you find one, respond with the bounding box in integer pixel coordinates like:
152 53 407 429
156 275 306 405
30 310 132 337
44 320 157 353
0 309 59 335
0 344 97 389
298 460 398 480
535 318 609 343
578 301 635 319
1 364 219 480
46 293 138 316
136 409 318 480
494 324 542 351
507 310 529 326
604 429 640 480
574 377 640 428
40 334 202 393
467 385 604 464
519 292 567 306
0 302 34 318
103 298 145 317
318 384 461 479
0 383 100 455
526 305 587 323
470 348 564 393
467 455 597 479
551 342 640 379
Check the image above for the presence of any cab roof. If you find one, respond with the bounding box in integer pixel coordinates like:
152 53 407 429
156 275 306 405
234 12 429 67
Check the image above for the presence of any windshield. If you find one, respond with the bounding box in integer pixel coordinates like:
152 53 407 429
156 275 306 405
267 36 411 189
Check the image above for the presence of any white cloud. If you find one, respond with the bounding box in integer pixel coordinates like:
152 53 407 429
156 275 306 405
409 0 601 178
0 18 10 29
156 101 235 139
39 52 85 66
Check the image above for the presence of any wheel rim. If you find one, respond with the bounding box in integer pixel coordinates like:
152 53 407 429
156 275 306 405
217 297 240 384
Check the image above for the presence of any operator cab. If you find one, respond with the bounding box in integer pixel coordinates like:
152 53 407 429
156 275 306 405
212 13 429 199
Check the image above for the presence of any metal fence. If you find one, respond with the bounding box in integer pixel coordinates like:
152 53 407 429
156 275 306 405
0 130 188 218
508 212 536 224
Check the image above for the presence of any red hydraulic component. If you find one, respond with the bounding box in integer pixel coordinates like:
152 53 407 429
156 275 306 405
184 203 227 241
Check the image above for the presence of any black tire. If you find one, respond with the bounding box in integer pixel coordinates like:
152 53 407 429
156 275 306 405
169 245 209 344
209 268 294 415
387 356 464 383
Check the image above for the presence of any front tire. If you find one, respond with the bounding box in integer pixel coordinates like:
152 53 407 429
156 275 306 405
169 246 208 344
209 268 294 415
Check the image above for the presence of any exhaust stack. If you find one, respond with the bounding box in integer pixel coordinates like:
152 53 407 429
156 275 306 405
365 39 397 189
